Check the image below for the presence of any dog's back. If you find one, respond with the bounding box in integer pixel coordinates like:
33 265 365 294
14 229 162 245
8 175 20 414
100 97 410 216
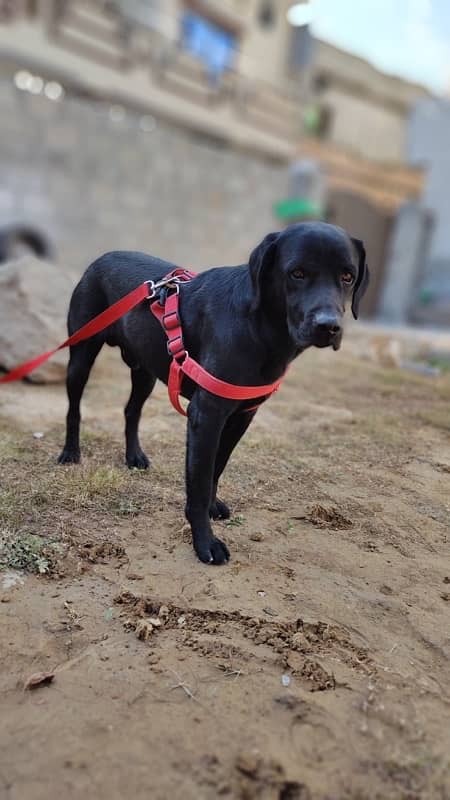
67 251 177 334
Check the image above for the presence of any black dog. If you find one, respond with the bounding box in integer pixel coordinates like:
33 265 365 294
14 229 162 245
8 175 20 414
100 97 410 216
58 222 369 565
0 224 52 263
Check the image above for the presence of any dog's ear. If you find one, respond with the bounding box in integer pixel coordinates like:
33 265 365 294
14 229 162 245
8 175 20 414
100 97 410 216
249 231 280 311
351 238 370 320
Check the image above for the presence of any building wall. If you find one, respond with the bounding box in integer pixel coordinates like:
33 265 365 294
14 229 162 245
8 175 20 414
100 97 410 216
320 85 406 163
0 3 299 160
237 0 295 87
311 40 427 164
141 0 295 88
408 97 450 303
300 138 423 213
0 81 286 273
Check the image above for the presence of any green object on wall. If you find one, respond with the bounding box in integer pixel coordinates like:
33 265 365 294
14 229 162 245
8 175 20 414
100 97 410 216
304 105 321 134
274 197 323 221
418 288 435 306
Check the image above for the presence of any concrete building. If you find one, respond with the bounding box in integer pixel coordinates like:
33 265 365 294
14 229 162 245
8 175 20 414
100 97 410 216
0 0 303 160
0 0 309 269
309 39 428 164
0 0 311 270
0 1 429 317
407 97 450 323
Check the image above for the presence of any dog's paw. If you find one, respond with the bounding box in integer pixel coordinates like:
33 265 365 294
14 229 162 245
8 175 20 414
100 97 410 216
209 498 230 520
57 449 80 465
126 450 150 470
195 536 230 565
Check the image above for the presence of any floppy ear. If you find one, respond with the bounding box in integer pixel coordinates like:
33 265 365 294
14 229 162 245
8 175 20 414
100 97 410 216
351 238 370 320
249 231 280 311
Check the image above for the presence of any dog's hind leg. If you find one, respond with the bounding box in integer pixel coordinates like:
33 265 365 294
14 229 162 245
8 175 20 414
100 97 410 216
58 337 104 464
124 367 156 469
210 410 256 520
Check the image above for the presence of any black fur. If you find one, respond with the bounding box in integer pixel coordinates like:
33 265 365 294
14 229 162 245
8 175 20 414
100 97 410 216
58 222 369 565
0 225 53 263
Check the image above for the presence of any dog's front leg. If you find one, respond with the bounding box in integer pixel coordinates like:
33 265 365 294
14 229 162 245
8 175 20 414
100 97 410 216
185 391 233 565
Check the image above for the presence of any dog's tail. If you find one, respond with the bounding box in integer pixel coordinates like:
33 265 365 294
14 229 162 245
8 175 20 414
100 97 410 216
0 225 53 263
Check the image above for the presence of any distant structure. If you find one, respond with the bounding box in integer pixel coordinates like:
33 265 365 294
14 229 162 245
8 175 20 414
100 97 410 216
0 3 433 321
408 97 450 324
0 0 305 160
276 39 427 318
308 39 428 163
0 0 309 269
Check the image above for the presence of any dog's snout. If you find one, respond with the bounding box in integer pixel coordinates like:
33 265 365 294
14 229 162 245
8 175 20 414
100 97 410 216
312 312 342 337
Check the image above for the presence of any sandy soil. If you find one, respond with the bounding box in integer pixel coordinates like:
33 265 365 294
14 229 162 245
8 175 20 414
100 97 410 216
1 343 449 800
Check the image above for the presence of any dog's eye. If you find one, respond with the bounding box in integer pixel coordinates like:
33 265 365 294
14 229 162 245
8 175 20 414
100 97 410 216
291 268 305 280
341 272 354 285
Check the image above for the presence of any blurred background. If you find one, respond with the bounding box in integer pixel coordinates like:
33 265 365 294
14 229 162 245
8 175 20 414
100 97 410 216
0 0 450 327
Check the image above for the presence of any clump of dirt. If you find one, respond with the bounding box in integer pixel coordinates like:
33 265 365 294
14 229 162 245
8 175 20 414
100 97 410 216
135 618 156 640
78 540 127 564
235 752 310 800
114 590 373 690
295 504 353 529
292 660 336 692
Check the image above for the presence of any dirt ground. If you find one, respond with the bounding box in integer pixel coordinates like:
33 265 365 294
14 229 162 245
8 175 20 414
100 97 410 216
1 341 449 800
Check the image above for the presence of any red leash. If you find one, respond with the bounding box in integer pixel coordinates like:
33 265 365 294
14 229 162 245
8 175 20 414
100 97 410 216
0 282 151 384
0 268 284 415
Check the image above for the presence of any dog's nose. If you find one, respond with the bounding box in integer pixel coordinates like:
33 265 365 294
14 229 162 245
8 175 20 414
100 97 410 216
312 313 342 337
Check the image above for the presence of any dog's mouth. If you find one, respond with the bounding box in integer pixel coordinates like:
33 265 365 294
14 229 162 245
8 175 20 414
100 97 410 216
312 329 343 351
293 328 343 352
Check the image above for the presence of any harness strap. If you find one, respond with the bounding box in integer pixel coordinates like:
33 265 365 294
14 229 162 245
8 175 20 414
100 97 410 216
150 270 283 416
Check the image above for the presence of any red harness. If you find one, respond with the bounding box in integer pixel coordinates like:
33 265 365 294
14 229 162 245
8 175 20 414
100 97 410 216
149 269 283 415
0 267 284 415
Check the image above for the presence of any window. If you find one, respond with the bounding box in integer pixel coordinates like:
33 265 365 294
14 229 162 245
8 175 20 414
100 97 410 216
181 11 237 84
314 73 330 93
258 0 276 28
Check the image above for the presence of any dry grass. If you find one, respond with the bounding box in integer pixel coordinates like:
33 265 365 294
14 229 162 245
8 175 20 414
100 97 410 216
1 348 450 800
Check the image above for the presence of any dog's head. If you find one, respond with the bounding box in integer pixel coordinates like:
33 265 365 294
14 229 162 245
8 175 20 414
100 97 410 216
249 222 369 351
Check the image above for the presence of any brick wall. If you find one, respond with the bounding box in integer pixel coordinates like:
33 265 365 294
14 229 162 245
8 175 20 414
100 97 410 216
0 81 287 273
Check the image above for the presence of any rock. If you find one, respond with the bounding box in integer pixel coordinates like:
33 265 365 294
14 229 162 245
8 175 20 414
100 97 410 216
263 607 278 617
236 751 260 778
291 632 309 651
24 671 55 690
0 256 77 383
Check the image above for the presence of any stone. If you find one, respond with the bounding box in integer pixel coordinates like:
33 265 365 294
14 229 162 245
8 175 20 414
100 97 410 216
235 751 260 778
0 256 76 383
135 619 154 640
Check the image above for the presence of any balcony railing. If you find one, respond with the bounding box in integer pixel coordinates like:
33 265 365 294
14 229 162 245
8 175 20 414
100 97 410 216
0 0 26 23
0 0 300 147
